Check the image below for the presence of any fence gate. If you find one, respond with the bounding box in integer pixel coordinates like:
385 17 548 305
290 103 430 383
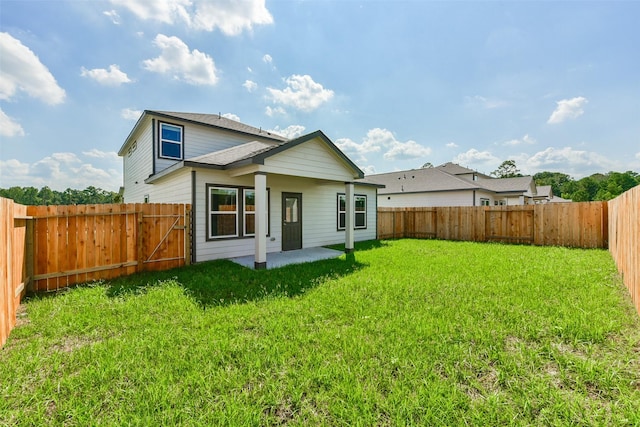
28 203 191 292
139 204 191 272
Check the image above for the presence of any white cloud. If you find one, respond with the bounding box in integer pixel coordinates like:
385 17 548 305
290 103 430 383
121 108 142 120
547 96 588 124
103 10 121 24
82 149 120 161
143 34 218 86
446 142 459 148
360 165 377 176
110 0 193 26
0 152 122 191
265 106 286 117
464 95 507 109
503 134 536 146
384 139 431 161
267 74 334 112
81 64 132 86
243 79 258 92
191 1 273 34
453 149 501 170
636 152 640 160
0 108 25 137
267 125 306 139
263 54 272 64
516 146 615 176
448 146 620 178
222 113 240 121
110 0 273 35
335 128 430 163
0 32 66 104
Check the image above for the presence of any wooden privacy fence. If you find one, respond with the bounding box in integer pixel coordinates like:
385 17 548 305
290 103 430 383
608 186 640 316
1 197 28 348
28 203 191 292
378 202 608 248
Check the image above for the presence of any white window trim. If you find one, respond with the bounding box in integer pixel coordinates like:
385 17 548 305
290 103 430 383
354 195 367 229
244 189 256 237
209 186 238 239
159 122 183 160
207 185 270 240
337 193 367 231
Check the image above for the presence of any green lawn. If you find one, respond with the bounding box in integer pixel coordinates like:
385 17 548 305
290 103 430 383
1 239 639 426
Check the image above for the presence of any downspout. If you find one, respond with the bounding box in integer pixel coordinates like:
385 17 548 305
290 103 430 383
191 170 196 263
473 190 476 206
152 119 156 175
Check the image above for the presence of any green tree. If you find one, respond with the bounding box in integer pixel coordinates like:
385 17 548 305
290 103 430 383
594 171 640 200
0 186 120 205
533 171 572 197
491 160 523 178
38 186 58 205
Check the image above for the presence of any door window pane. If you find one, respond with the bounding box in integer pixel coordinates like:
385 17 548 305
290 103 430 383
285 197 298 223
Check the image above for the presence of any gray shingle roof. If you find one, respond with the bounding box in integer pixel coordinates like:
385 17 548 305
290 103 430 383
150 110 288 142
360 168 480 194
479 176 533 193
186 140 282 166
361 164 536 195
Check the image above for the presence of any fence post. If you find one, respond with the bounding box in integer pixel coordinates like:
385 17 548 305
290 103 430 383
136 210 144 273
25 219 34 293
184 207 191 266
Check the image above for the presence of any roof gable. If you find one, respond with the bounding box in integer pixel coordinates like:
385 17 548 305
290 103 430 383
249 130 364 177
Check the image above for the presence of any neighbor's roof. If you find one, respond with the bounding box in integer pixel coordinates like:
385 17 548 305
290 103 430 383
361 163 537 195
435 162 476 175
118 110 286 155
530 185 552 198
481 176 534 193
359 167 480 194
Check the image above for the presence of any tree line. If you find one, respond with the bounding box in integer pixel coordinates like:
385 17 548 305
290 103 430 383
0 186 121 205
490 160 640 202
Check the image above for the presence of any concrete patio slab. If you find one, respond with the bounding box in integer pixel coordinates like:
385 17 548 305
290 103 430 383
229 247 343 270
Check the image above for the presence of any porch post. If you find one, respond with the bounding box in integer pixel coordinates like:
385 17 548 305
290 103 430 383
254 172 267 269
345 182 355 253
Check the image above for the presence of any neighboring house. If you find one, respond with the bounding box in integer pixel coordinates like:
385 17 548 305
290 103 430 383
118 110 381 268
530 185 572 203
361 162 560 207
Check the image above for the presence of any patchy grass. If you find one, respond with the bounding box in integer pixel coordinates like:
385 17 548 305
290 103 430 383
1 239 639 426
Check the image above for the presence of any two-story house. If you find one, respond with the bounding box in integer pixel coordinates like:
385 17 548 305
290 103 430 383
118 110 380 269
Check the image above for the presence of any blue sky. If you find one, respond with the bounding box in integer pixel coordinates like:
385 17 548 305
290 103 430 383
1 0 639 192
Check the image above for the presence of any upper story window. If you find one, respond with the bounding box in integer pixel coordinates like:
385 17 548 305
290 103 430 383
159 122 183 160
